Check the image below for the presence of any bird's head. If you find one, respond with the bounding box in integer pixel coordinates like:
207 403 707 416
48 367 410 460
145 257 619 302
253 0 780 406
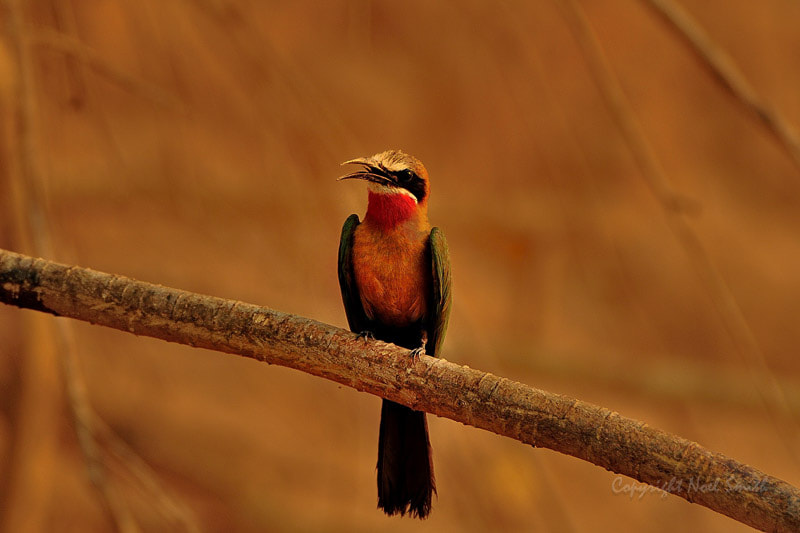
339 150 430 229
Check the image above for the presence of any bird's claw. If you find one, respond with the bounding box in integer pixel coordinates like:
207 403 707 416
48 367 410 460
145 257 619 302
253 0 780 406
357 330 375 342
409 346 426 360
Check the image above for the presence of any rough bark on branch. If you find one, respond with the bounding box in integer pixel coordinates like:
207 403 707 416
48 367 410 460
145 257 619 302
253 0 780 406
0 248 797 532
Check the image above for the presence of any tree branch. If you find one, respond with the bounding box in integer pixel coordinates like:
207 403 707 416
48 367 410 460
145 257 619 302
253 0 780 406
0 248 797 532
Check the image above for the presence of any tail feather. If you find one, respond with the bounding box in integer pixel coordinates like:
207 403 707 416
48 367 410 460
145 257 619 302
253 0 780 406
377 399 435 519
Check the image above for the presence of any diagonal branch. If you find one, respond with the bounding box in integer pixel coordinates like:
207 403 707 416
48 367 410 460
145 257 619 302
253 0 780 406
560 0 800 462
640 0 800 175
0 248 798 532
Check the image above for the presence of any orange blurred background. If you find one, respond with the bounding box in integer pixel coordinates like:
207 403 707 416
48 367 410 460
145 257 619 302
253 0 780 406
1 1 799 531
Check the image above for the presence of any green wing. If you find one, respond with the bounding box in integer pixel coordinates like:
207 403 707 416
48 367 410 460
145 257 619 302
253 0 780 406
427 227 452 358
338 214 369 333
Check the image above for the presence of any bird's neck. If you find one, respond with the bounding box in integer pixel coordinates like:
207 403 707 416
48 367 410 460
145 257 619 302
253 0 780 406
365 191 424 231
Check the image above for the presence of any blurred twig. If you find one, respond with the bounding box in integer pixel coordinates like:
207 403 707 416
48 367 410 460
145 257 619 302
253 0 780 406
54 321 140 533
12 16 140 527
0 2 65 530
94 416 201 532
56 320 200 533
560 0 800 460
29 29 179 108
48 0 87 108
2 5 197 532
189 0 362 155
641 0 800 175
1 249 799 532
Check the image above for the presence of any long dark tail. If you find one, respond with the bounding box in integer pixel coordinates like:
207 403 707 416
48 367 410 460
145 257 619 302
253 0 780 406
377 399 435 519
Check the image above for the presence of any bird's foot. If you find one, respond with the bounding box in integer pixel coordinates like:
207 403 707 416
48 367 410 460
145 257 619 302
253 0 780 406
357 330 375 342
409 345 426 360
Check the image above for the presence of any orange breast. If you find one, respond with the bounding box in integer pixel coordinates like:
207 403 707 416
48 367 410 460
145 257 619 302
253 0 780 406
352 222 430 327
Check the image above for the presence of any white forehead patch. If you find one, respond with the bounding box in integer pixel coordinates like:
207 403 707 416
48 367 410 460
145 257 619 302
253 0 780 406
371 150 416 173
367 182 418 203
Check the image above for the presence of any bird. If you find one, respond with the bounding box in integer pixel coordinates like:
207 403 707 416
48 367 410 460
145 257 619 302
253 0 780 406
337 149 452 519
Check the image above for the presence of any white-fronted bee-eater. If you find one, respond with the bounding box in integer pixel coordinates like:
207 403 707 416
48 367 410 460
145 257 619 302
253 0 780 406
338 149 452 519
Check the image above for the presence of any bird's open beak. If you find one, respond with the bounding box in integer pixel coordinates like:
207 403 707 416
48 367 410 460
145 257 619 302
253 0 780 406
337 158 394 185
341 157 372 167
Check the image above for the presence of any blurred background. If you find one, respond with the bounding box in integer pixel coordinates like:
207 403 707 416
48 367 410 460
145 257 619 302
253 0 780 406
1 0 799 531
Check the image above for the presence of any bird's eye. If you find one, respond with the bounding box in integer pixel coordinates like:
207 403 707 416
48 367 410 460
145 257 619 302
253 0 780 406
398 169 414 183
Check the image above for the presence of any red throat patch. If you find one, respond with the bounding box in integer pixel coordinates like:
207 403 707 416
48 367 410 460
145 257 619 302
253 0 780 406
365 191 417 230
